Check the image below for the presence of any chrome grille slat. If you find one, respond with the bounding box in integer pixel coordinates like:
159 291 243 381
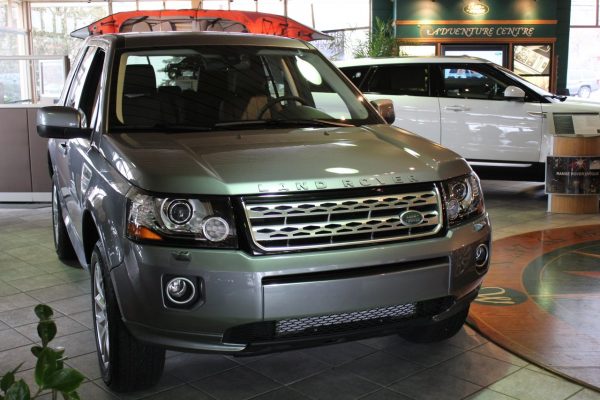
246 192 438 219
243 186 443 251
252 212 440 241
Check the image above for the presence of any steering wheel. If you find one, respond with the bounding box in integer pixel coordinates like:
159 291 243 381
257 96 309 119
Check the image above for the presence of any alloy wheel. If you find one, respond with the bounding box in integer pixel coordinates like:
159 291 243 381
93 262 110 371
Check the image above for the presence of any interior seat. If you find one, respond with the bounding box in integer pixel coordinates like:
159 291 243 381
122 64 161 126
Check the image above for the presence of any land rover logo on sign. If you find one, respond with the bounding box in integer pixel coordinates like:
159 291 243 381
400 210 424 226
464 2 489 16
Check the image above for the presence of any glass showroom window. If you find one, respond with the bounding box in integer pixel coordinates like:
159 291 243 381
570 1 600 98
30 2 108 61
571 0 598 26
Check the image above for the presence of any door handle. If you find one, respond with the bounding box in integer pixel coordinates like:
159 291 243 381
59 142 69 155
444 105 469 112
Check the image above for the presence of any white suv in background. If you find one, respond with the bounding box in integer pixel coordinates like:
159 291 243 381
336 57 600 181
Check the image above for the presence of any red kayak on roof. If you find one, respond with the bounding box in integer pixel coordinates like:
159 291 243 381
70 9 331 41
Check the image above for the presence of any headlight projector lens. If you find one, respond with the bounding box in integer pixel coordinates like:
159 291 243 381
167 200 193 225
203 217 230 242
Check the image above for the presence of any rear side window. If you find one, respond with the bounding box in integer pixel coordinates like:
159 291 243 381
340 66 370 88
364 65 429 96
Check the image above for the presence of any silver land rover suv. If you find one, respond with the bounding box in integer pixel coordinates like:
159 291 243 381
38 30 491 392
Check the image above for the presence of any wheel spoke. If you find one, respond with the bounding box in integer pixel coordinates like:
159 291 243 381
93 260 110 369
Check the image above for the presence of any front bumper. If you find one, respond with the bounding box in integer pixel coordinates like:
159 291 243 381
111 215 490 353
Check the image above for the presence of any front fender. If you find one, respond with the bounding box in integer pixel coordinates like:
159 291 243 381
83 147 131 268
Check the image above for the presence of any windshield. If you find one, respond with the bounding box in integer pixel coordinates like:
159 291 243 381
491 64 554 97
109 45 380 132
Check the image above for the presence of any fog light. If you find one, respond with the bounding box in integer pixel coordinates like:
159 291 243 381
203 217 229 242
474 243 489 269
165 277 196 305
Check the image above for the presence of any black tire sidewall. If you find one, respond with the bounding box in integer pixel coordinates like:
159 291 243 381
90 242 118 385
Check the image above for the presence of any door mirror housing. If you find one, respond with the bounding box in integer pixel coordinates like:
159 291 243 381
37 106 92 139
503 85 526 100
370 99 396 124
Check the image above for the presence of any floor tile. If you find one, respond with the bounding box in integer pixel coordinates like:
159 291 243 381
243 387 312 400
26 283 88 303
110 373 183 400
14 316 88 342
471 342 529 367
51 330 97 358
65 352 102 380
568 389 600 400
388 368 482 400
68 310 94 329
430 351 521 387
489 368 582 400
290 369 380 400
0 344 38 371
444 328 488 350
246 350 331 384
0 305 61 327
383 340 465 368
0 293 38 312
301 341 377 366
359 389 414 400
164 352 238 382
141 384 215 400
340 351 422 385
464 389 519 400
191 366 279 400
0 265 43 282
47 294 91 315
7 274 66 292
0 281 20 297
0 329 32 351
73 382 119 400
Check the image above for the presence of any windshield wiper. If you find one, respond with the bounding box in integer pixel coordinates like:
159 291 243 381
544 94 567 102
110 124 213 133
213 119 354 129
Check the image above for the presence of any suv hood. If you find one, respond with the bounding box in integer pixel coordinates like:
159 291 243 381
102 125 471 195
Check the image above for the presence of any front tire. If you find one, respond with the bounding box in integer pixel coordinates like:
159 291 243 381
91 242 165 392
52 181 76 260
578 85 592 98
400 306 470 344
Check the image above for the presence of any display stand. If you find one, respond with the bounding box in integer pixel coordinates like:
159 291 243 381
547 135 600 214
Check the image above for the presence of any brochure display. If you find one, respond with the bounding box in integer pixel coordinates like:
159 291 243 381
547 135 600 213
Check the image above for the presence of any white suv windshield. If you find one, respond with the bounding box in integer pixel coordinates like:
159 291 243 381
110 46 378 131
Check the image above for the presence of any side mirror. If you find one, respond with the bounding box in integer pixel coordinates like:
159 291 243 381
370 99 396 124
503 85 526 100
556 88 571 96
37 106 92 139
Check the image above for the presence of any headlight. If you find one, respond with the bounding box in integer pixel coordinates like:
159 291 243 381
442 173 485 226
126 189 237 248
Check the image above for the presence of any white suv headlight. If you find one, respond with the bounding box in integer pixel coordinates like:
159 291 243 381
443 173 485 227
126 189 237 248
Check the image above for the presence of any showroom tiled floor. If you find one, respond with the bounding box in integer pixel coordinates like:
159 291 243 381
1 181 600 400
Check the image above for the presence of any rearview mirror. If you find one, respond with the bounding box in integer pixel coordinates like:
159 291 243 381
370 99 396 124
37 106 92 139
503 85 526 100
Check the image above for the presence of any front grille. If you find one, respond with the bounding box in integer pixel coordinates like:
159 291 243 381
276 303 417 337
243 185 443 251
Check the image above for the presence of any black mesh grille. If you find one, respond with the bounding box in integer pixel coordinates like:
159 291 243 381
223 297 453 344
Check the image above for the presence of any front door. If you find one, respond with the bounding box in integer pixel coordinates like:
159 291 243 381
436 64 543 163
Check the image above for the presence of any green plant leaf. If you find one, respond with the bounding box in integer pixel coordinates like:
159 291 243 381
0 371 15 392
37 320 57 347
34 305 53 321
4 380 30 400
61 391 81 400
45 369 84 393
30 346 42 359
34 348 60 388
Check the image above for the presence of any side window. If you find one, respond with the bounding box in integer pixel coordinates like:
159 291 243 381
341 66 370 88
441 66 509 101
65 47 105 127
364 65 429 96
